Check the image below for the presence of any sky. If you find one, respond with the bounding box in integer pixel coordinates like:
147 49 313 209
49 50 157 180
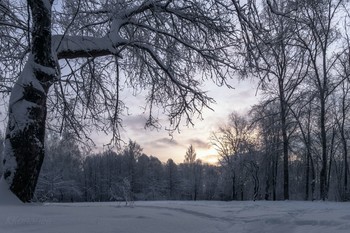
0 59 260 166
93 77 260 164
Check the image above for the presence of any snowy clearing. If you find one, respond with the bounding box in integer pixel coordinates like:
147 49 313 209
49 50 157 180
1 201 350 233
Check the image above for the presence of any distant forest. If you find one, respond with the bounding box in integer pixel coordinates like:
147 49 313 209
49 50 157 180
4 91 349 203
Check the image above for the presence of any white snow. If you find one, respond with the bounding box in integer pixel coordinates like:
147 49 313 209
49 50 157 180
53 35 124 57
10 55 45 107
0 178 22 206
7 55 44 136
0 200 349 233
3 53 50 184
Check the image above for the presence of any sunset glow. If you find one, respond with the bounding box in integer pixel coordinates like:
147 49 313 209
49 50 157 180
93 78 259 165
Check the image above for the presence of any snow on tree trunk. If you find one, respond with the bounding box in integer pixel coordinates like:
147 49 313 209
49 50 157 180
3 59 50 202
2 0 55 202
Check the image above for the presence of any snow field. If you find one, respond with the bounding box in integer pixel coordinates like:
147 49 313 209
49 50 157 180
0 200 350 233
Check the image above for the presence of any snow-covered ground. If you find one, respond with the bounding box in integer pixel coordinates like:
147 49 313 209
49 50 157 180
1 200 350 233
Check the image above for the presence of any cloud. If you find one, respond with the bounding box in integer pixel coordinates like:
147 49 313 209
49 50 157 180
145 137 181 149
157 138 180 146
187 138 210 149
122 114 146 128
238 89 254 98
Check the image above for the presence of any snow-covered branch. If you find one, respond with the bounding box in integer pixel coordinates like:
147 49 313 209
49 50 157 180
53 35 127 59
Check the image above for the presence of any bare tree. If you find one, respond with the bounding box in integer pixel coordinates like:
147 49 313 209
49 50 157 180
211 112 256 200
333 52 350 199
250 101 281 200
183 144 200 200
184 144 197 164
289 91 317 200
289 0 345 200
0 0 236 202
232 0 310 200
0 131 4 179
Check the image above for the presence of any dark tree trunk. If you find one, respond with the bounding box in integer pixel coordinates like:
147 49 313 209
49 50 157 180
344 138 349 199
253 165 259 201
305 150 310 201
310 155 316 201
194 186 197 201
304 126 312 201
279 86 289 200
231 175 236 200
2 0 55 202
281 116 289 200
326 128 336 197
320 94 328 201
265 175 270 200
272 151 278 201
264 140 271 200
339 93 348 200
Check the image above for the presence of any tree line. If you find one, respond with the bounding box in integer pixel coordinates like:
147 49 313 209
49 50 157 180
31 95 350 203
33 135 223 202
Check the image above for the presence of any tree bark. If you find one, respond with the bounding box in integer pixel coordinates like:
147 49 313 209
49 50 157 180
273 149 278 201
339 91 348 200
343 135 349 200
305 149 310 200
231 175 236 200
320 93 328 201
280 97 289 200
265 176 270 200
2 0 55 202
